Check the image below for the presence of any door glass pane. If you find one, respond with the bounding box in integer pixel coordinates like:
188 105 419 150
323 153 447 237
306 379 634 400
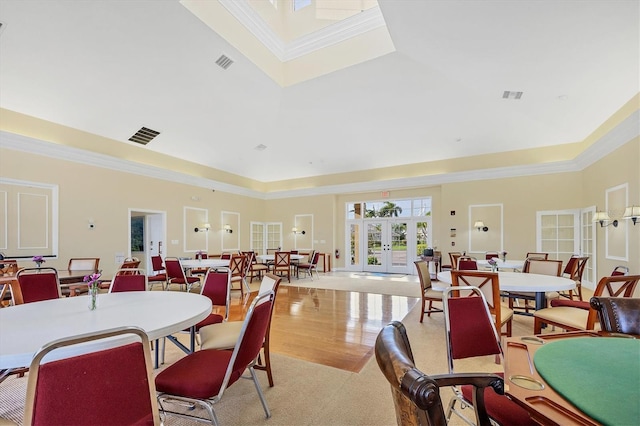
349 223 360 266
367 223 382 265
416 221 428 256
251 223 264 254
391 222 407 267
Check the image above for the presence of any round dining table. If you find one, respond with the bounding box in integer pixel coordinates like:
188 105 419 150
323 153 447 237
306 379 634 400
476 258 525 271
0 291 211 371
435 271 575 311
256 254 305 262
179 258 229 270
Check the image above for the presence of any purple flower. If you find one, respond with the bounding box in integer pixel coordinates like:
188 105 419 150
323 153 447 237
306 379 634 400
83 273 102 286
32 255 45 263
488 258 497 266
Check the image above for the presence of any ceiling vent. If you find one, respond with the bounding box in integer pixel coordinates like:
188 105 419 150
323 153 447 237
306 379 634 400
254 144 267 151
502 91 523 100
128 127 160 145
215 54 234 70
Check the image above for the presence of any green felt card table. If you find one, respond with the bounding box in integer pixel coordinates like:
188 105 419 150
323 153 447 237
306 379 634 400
504 331 639 426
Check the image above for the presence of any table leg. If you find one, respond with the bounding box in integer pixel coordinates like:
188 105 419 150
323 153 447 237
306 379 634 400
535 292 546 310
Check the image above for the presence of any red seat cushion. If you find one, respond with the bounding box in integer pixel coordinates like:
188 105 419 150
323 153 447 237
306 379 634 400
155 349 239 399
460 373 536 425
148 274 166 281
550 299 590 310
192 313 224 332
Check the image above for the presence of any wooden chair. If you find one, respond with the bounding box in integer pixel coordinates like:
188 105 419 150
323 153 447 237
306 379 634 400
155 291 275 424
589 296 640 335
270 251 291 283
534 274 640 334
15 267 62 305
66 257 100 296
559 256 589 300
244 251 268 282
413 260 443 322
229 254 248 296
200 273 282 387
375 321 500 426
525 252 549 260
25 326 160 425
450 270 513 337
449 252 462 270
441 286 535 426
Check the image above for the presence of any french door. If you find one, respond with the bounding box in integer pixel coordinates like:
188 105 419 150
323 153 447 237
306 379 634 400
363 219 410 274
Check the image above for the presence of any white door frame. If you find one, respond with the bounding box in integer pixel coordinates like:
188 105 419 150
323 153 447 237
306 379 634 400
128 209 166 274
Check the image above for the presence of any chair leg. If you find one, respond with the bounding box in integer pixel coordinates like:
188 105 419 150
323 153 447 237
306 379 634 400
248 366 271 419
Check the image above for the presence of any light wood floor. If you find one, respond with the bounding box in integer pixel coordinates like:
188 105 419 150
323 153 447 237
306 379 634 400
225 284 418 373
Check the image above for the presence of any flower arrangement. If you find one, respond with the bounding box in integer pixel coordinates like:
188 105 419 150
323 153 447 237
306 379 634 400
84 272 102 310
501 251 508 261
32 255 45 267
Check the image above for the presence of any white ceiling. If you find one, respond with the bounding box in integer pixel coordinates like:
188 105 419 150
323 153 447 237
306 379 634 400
0 0 638 183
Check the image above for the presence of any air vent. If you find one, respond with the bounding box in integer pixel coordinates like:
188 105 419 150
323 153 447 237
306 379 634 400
216 54 234 70
128 127 160 145
502 91 523 100
254 144 267 151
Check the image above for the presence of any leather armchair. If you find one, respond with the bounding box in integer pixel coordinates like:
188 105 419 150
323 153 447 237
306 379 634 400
590 297 640 335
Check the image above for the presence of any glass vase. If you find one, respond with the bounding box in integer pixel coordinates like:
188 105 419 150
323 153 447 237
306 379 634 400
88 286 99 310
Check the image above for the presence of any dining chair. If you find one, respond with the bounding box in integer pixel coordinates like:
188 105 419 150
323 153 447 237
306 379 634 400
533 274 640 334
525 252 549 260
589 296 640 335
448 252 462 270
147 255 167 290
164 257 200 292
270 251 291 283
24 326 160 426
245 251 269 282
375 321 500 426
190 252 209 277
297 251 321 280
442 286 536 426
199 273 283 387
65 257 101 296
229 254 248 296
107 268 148 293
450 270 513 337
155 290 275 425
558 256 589 300
413 260 443 322
484 251 499 260
508 259 563 314
611 265 629 276
457 256 478 271
14 267 62 305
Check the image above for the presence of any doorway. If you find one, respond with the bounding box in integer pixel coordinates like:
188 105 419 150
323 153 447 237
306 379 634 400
128 209 166 273
363 219 410 274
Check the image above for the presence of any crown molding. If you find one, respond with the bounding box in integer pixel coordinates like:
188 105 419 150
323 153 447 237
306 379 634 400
1 109 637 200
218 0 386 62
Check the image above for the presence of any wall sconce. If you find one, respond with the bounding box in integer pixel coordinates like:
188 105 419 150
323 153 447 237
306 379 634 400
223 224 233 233
593 212 618 228
474 221 488 232
194 223 211 232
292 227 306 235
623 205 639 226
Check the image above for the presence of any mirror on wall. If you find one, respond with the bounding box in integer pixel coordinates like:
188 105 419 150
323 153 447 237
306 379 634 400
222 211 240 252
468 204 503 254
184 207 208 253
293 214 313 250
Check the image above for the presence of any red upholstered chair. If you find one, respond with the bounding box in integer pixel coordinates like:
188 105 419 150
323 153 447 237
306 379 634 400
199 273 283 387
451 270 513 337
534 274 640 334
375 321 500 426
108 268 148 293
147 255 167 290
164 257 200 292
457 257 478 271
193 268 231 332
413 260 443 321
155 290 275 424
442 286 536 426
612 265 629 276
484 251 499 260
24 326 160 426
15 267 62 305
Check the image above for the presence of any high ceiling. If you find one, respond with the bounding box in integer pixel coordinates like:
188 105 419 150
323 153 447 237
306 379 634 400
0 0 638 183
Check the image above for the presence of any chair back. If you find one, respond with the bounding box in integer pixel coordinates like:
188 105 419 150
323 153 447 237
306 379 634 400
457 257 478 270
585 275 640 330
164 258 185 281
274 251 291 268
310 251 321 266
568 257 589 281
220 253 232 260
15 267 62 305
449 252 462 270
229 254 247 278
562 256 578 276
590 297 640 335
612 265 629 276
67 258 100 272
414 260 433 291
450 271 503 330
108 269 148 293
443 282 503 368
25 326 159 426
151 255 165 273
201 268 232 320
525 252 549 260
375 321 497 426
485 251 499 260
524 259 562 276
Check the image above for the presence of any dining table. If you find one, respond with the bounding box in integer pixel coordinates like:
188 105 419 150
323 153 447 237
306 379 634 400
435 270 575 311
476 258 525 271
180 258 229 274
504 331 639 425
256 254 305 263
0 291 212 376
0 269 98 305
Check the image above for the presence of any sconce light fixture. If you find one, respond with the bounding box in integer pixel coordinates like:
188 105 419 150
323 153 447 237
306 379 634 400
593 212 618 228
474 221 488 232
223 224 233 233
623 205 639 226
292 227 306 235
194 223 211 232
